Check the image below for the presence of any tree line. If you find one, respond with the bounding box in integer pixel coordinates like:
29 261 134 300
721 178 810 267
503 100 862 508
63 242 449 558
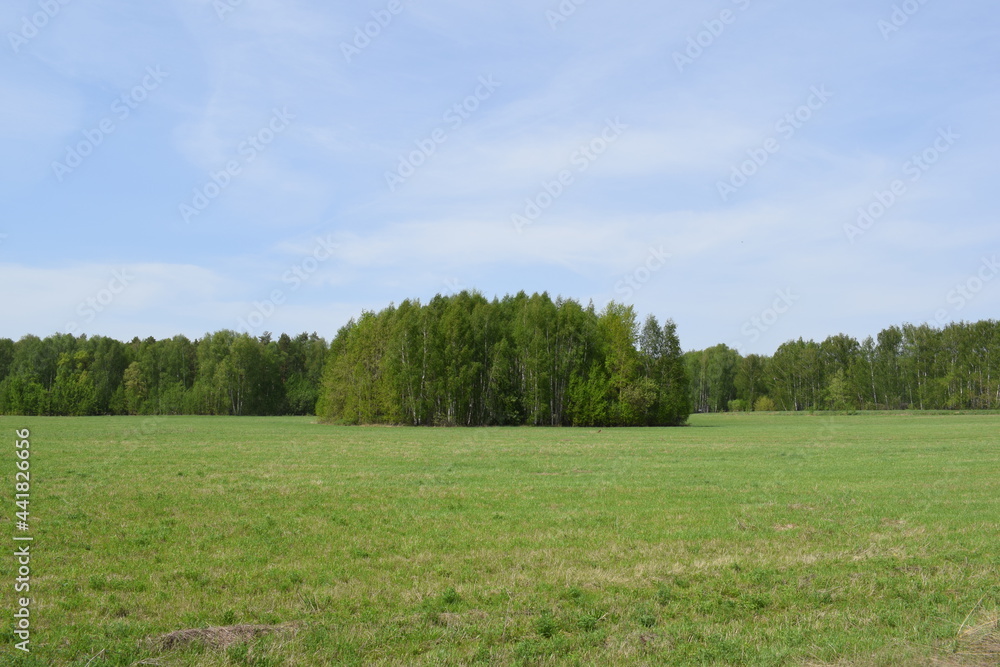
686 320 1000 412
317 291 691 426
2 298 996 420
0 331 327 416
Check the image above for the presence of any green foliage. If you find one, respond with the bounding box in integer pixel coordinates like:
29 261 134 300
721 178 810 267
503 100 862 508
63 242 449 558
576 612 601 632
685 344 740 413
753 396 777 412
317 292 691 427
535 612 558 639
3 309 998 418
123 361 145 415
826 369 854 411
687 320 1000 412
735 354 768 409
0 331 327 416
441 586 461 605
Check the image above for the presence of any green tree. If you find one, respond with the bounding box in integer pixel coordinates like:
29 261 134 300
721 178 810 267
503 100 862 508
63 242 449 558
317 293 691 427
735 354 768 410
639 316 690 425
123 361 146 415
597 302 642 425
754 396 776 412
50 350 97 416
685 345 740 413
826 368 854 411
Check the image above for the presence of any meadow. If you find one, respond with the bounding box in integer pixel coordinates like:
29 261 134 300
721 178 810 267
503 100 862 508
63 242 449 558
1 412 998 666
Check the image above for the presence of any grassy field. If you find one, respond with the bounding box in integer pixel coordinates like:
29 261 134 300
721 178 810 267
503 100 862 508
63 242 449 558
1 413 998 666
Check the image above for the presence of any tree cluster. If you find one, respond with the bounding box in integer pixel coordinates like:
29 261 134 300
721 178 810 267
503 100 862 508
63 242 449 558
685 320 1000 412
317 291 691 426
0 332 327 416
6 300 993 420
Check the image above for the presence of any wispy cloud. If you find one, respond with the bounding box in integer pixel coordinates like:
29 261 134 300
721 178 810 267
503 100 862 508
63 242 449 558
1 0 997 352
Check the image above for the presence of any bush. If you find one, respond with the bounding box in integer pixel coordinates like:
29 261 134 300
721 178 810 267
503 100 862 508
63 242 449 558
754 396 777 412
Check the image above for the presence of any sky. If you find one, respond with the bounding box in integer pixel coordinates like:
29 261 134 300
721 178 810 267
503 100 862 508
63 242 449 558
0 0 997 354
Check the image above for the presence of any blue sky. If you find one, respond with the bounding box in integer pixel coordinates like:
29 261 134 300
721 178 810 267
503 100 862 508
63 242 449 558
1 0 997 354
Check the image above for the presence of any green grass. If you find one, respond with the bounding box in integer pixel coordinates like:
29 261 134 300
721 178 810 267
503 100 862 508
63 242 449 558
2 413 999 665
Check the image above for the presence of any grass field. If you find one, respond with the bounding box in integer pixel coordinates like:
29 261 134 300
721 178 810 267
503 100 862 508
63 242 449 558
1 413 999 666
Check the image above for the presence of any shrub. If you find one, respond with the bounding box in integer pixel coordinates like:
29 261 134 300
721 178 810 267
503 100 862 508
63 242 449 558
754 396 777 412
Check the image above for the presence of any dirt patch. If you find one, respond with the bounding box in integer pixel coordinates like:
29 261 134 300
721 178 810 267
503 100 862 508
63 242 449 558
149 624 292 651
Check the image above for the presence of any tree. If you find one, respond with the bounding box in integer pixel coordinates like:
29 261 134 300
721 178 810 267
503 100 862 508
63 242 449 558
826 369 854 411
50 350 97 416
316 293 692 427
597 302 643 425
875 326 904 409
88 336 128 414
639 317 690 425
735 354 768 410
685 345 740 413
0 339 15 383
123 361 146 415
769 340 805 411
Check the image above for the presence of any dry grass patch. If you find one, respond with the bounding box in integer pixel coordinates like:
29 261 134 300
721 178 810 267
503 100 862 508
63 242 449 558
946 610 1000 666
148 623 293 651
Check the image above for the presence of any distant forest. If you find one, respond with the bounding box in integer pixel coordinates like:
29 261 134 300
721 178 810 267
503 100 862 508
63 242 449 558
0 330 328 418
0 291 997 420
686 319 1000 413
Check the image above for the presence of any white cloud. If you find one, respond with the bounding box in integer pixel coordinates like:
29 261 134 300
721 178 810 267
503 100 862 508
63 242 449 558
0 262 234 338
2 0 998 354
